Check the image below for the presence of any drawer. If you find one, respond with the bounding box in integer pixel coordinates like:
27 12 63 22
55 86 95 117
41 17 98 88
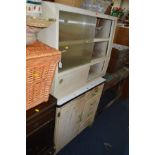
54 66 90 99
26 96 56 136
81 95 101 124
74 93 86 104
27 108 55 136
86 84 104 99
26 121 55 155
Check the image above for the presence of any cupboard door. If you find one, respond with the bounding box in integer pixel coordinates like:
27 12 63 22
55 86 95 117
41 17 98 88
55 94 85 153
54 66 89 99
55 104 73 153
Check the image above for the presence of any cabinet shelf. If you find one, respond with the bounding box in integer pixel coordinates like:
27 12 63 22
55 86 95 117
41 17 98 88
93 38 109 42
91 57 105 65
59 38 109 46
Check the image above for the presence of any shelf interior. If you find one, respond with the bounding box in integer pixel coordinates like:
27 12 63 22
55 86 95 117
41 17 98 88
88 61 105 81
91 41 108 60
95 18 112 39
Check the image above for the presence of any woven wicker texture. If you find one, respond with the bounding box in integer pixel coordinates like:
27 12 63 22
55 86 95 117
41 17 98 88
26 41 61 110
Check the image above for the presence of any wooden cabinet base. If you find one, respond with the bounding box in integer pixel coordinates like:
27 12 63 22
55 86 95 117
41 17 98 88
54 84 104 153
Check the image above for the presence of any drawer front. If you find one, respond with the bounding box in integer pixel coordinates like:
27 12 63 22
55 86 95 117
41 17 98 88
54 66 90 99
86 95 100 116
74 93 86 105
27 108 55 136
82 95 101 126
86 84 104 99
26 121 54 155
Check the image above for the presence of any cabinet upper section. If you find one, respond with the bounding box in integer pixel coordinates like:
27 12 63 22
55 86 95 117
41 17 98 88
37 2 117 72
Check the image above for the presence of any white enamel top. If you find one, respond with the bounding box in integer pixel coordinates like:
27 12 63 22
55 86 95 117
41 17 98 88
57 77 106 106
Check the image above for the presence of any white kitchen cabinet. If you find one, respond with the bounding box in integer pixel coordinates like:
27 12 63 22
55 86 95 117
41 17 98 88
54 84 104 153
37 2 117 99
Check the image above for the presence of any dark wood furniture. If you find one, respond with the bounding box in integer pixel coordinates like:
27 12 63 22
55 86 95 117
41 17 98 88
97 67 129 115
107 46 129 73
113 26 129 46
26 95 57 155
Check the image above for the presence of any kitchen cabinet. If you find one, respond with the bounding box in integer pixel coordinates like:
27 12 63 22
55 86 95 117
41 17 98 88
54 84 104 153
37 2 117 99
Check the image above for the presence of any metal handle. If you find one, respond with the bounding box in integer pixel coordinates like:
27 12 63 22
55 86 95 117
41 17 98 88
59 79 63 84
92 93 96 96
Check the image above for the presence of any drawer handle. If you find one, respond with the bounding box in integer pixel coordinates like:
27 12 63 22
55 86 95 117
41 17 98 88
92 93 96 96
59 79 63 84
94 88 99 93
35 108 40 112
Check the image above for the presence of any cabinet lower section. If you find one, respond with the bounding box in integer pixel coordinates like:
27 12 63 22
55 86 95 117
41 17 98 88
54 84 104 153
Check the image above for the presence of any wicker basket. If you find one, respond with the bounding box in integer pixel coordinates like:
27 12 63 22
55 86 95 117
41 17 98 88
26 41 61 110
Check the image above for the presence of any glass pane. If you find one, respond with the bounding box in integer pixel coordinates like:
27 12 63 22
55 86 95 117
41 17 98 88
59 43 94 72
59 11 96 41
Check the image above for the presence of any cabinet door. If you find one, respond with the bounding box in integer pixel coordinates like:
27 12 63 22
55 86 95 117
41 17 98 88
54 66 89 99
55 94 85 153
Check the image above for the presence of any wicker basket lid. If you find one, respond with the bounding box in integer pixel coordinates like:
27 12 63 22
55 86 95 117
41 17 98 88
26 41 61 60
